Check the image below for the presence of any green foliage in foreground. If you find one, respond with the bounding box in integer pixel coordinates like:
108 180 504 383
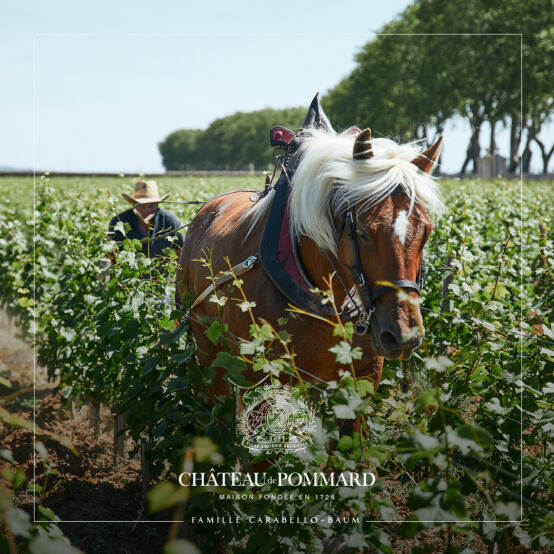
0 447 84 553
0 402 83 552
0 175 552 553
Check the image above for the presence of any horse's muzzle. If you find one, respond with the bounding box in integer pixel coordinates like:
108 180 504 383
372 326 423 360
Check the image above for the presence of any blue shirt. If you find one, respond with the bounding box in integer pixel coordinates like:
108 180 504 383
108 208 184 258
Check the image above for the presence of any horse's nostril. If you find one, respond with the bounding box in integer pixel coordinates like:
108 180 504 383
380 330 399 350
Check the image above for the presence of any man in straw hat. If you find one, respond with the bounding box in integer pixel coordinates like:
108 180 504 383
109 180 184 258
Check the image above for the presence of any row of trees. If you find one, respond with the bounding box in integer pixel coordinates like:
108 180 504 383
159 107 306 170
325 0 553 174
159 0 552 174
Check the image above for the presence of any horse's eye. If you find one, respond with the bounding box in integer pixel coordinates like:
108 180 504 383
357 229 371 243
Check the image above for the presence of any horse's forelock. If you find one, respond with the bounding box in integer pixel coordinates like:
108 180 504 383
288 129 443 255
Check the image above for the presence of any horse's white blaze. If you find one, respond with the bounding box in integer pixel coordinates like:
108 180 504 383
393 210 410 244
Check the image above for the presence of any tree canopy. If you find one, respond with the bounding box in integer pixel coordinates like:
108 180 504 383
159 107 306 171
160 0 552 173
325 0 552 173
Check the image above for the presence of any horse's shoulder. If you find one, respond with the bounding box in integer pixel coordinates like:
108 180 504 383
195 189 257 224
205 189 258 208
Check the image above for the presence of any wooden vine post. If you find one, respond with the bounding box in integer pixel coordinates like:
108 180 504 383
88 401 101 439
113 412 126 464
141 437 153 494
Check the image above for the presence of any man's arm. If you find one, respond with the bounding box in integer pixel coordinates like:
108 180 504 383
174 228 184 249
164 211 184 253
161 212 183 240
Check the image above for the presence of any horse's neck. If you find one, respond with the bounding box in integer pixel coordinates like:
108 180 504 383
298 236 352 307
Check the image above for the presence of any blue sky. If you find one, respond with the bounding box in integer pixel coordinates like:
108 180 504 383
2 1 547 173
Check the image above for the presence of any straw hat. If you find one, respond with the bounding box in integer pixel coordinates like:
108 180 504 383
122 180 169 204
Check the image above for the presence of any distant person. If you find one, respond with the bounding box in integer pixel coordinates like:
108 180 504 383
108 180 184 258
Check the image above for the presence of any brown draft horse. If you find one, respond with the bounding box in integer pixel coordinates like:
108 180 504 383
176 96 442 396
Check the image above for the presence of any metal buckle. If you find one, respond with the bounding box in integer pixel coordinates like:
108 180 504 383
242 255 258 269
273 148 285 160
418 264 426 289
354 307 374 336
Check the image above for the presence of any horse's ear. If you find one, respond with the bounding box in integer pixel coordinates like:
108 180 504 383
299 92 335 134
353 128 373 160
411 136 443 173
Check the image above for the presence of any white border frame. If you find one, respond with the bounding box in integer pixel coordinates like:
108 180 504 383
32 32 524 525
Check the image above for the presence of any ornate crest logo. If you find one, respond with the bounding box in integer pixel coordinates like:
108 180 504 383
238 384 316 453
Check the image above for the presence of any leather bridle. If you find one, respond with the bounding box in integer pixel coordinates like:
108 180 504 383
324 205 426 336
258 126 428 336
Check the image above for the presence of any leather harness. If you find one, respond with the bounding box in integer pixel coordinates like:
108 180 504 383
259 157 426 335
190 96 426 336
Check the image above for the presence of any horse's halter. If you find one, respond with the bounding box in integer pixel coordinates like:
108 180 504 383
325 204 426 336
265 118 435 334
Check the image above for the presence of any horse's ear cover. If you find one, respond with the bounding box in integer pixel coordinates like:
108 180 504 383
282 93 335 175
299 92 336 134
411 136 443 174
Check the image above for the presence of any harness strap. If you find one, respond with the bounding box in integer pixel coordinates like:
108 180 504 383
343 208 425 334
372 280 421 300
345 211 377 311
322 249 364 317
191 255 258 309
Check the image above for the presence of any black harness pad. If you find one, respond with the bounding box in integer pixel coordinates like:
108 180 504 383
259 94 336 316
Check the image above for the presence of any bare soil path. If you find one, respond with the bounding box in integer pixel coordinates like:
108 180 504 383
0 309 170 554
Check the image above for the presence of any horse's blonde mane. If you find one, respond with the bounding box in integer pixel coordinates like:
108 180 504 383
243 128 442 253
